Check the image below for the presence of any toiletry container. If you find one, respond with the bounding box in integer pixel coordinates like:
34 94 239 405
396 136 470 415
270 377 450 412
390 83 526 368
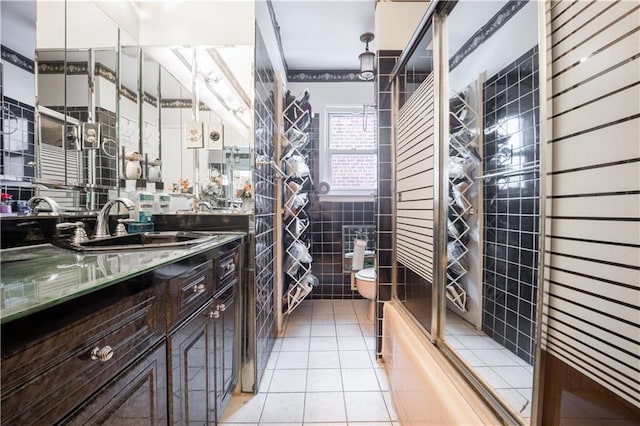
132 191 154 223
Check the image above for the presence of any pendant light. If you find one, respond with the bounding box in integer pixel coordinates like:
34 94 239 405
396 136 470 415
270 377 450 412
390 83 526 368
358 32 375 81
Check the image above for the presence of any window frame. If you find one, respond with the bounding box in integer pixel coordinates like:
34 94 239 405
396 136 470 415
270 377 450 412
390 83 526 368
320 105 377 200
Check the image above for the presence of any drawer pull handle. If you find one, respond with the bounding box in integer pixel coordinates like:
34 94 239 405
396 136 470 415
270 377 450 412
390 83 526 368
207 310 220 319
217 303 226 312
90 346 114 362
226 263 235 272
193 284 206 293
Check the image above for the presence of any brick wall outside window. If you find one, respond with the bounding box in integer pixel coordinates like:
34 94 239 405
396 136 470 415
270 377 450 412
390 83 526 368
327 112 377 191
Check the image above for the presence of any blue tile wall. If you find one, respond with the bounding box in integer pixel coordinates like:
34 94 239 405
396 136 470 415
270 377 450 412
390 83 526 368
482 45 540 365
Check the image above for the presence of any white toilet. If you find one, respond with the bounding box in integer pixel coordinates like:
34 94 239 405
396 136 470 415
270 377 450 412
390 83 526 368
355 267 377 321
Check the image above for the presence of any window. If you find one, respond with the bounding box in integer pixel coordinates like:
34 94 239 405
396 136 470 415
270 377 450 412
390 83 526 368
321 106 377 197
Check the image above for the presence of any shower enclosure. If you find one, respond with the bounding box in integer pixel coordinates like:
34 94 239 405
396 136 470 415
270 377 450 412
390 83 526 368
390 1 541 424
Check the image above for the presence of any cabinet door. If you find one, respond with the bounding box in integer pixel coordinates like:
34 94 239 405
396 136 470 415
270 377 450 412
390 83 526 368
168 300 215 425
62 342 167 425
214 289 237 422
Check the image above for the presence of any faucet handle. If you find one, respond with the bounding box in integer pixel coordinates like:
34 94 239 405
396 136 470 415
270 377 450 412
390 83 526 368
115 218 135 236
57 221 89 244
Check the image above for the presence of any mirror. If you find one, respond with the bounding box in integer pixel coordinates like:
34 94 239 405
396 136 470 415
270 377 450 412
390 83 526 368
149 45 253 210
29 1 120 211
142 51 160 173
2 1 254 215
119 45 141 169
343 224 376 272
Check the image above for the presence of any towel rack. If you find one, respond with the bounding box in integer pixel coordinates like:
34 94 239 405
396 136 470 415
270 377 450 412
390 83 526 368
475 163 539 181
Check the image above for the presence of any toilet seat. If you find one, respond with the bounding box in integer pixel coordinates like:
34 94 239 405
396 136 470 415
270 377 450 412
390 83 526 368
355 267 376 282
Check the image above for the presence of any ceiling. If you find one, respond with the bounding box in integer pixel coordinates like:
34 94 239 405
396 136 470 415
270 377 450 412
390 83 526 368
270 0 377 71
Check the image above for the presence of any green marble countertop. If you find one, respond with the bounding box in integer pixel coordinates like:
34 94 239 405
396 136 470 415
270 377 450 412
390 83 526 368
0 233 244 324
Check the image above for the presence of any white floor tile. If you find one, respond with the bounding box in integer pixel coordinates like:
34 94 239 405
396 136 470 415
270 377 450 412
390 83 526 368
310 336 339 351
337 336 368 351
344 392 391 422
272 338 284 352
335 324 363 337
312 315 336 324
476 349 524 367
306 368 343 392
313 304 334 315
457 334 503 350
334 305 356 315
444 335 466 350
260 393 305 423
275 351 309 370
374 368 390 391
382 391 398 421
269 369 307 393
332 300 356 308
334 315 360 324
311 324 337 336
280 337 310 352
360 324 375 337
496 388 530 415
339 350 373 369
258 369 273 393
455 349 486 367
303 392 347 423
266 351 279 369
474 366 511 389
308 351 341 369
517 387 533 402
353 300 369 312
492 366 533 388
219 393 266 423
347 423 392 426
364 336 376 351
218 423 258 426
342 369 380 391
285 324 312 338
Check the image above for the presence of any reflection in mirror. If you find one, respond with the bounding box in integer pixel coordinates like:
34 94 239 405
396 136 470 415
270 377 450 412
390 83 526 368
119 46 141 164
342 225 376 272
142 51 160 170
443 1 540 422
152 46 253 211
28 0 119 212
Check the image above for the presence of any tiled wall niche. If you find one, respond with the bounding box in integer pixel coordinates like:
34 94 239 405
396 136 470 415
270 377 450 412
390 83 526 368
482 45 540 365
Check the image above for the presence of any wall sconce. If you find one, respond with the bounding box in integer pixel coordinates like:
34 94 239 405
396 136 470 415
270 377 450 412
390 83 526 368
358 32 375 81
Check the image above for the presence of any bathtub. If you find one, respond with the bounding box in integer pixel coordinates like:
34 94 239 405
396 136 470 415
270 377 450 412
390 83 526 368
382 301 499 425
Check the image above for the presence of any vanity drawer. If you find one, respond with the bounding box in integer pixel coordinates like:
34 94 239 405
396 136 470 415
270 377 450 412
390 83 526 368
163 259 214 330
218 248 239 287
0 276 164 425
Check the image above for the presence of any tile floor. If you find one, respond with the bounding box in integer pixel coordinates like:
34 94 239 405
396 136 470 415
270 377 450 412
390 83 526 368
220 299 400 426
445 312 533 423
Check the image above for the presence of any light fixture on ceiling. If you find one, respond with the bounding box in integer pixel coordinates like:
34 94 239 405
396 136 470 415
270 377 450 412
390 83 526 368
358 32 375 81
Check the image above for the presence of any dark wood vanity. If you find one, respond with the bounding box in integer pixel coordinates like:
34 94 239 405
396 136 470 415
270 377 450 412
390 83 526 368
0 234 243 425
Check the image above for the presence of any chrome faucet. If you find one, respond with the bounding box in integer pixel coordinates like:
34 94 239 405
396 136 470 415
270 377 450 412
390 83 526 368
26 196 61 214
198 201 213 211
94 197 135 239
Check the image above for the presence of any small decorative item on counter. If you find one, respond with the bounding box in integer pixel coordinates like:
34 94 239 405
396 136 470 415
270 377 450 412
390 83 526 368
236 181 252 211
200 173 224 201
170 177 192 194
124 150 142 180
147 158 162 182
1 193 12 213
236 181 252 199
